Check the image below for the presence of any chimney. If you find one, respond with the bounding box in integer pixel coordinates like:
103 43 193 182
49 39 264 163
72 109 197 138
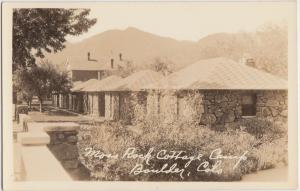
119 53 122 61
111 58 114 69
87 52 91 61
246 58 255 67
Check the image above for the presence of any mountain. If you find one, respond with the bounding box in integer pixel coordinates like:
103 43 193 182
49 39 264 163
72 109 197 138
44 26 287 78
44 27 200 70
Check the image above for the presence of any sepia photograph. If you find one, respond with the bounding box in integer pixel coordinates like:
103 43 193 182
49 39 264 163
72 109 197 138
1 1 298 190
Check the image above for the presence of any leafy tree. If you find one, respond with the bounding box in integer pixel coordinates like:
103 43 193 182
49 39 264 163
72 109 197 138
13 68 34 108
116 60 135 78
150 57 174 76
13 8 97 67
14 61 72 112
250 22 288 78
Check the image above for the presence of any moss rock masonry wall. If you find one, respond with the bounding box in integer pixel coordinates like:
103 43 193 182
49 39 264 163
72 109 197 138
105 92 120 120
119 92 147 125
256 90 288 123
47 130 80 169
146 90 287 130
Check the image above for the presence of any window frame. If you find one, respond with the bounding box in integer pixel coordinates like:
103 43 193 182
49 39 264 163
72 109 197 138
241 93 257 117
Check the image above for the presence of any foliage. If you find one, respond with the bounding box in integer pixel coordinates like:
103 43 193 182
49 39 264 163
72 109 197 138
13 68 35 106
251 22 288 78
150 57 174 76
78 122 249 181
13 8 97 67
252 136 287 170
14 60 72 111
78 114 288 181
240 117 287 140
115 60 135 78
239 117 288 171
196 22 287 78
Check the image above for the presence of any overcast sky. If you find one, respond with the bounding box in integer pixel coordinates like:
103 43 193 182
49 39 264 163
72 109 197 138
67 2 295 43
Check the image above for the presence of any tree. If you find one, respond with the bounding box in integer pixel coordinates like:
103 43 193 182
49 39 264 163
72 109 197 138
14 61 72 112
116 60 135 78
13 8 97 67
150 57 174 76
250 22 288 78
13 68 34 108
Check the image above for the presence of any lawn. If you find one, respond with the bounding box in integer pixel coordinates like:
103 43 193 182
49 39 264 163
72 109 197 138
27 106 88 123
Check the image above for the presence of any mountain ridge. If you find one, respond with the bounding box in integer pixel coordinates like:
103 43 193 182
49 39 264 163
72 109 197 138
44 26 287 78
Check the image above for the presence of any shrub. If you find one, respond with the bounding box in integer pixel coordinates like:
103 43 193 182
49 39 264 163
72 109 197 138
78 120 266 181
239 117 287 140
238 117 288 171
252 135 288 170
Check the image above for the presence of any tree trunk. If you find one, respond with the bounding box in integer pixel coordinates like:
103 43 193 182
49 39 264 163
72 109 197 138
39 99 43 112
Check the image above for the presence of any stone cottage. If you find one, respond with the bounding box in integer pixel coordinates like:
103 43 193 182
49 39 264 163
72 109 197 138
99 70 163 124
68 79 100 114
145 57 288 129
80 75 122 117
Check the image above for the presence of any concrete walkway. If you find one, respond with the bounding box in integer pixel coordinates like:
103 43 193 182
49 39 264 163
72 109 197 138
242 166 288 182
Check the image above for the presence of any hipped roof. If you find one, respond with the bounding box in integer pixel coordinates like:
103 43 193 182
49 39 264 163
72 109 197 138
71 79 99 92
146 57 287 90
80 75 122 92
104 70 163 91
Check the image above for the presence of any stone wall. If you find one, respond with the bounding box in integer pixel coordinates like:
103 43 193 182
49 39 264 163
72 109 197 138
105 92 120 120
146 91 160 121
200 90 288 130
146 90 288 130
47 130 80 169
119 92 147 125
45 126 90 180
147 90 204 124
200 91 243 130
93 94 99 116
256 90 288 123
176 90 204 124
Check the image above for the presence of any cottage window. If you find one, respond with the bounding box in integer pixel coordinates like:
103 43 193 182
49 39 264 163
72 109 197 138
241 94 257 116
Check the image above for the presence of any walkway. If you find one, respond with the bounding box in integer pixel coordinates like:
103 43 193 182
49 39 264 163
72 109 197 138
242 166 288 181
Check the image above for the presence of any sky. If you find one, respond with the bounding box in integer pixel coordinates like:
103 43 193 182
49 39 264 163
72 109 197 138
66 2 295 43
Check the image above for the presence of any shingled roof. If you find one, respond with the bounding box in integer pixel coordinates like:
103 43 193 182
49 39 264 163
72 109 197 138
146 57 287 90
104 70 163 91
71 79 99 92
81 75 122 92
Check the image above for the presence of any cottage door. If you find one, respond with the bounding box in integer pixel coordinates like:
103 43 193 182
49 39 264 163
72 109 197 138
99 93 105 117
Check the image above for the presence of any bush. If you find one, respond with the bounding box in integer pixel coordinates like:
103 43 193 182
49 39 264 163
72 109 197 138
253 135 288 170
239 117 287 140
77 116 287 181
238 117 288 171
78 120 274 181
